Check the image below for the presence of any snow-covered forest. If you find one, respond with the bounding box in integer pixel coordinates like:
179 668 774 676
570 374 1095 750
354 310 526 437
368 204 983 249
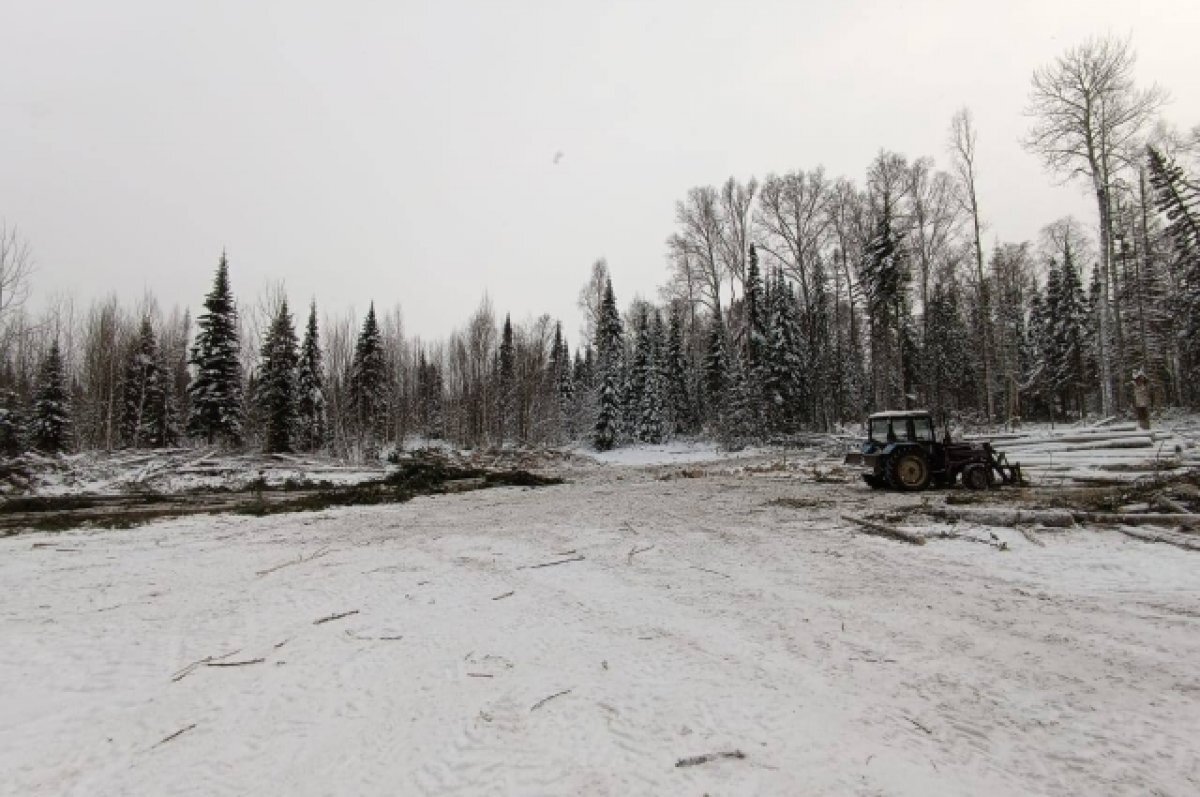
1 37 1198 460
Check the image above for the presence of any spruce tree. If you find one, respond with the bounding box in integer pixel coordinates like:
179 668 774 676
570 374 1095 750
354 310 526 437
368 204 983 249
765 275 805 433
296 301 328 451
860 196 911 406
591 279 625 450
187 253 244 446
1147 144 1200 394
743 244 768 374
637 310 666 443
259 299 299 453
31 340 71 454
703 311 727 428
496 314 516 442
350 303 387 445
664 302 693 435
120 316 167 448
152 347 182 448
0 389 24 457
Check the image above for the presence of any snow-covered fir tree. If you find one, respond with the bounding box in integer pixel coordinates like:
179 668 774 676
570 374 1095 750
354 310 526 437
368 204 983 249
31 340 71 453
187 253 244 446
765 273 805 434
860 195 910 407
703 311 726 428
637 310 666 443
120 316 174 448
295 301 327 451
0 388 25 456
350 303 388 445
259 299 299 453
592 279 624 449
719 347 753 447
549 322 573 440
119 316 163 448
743 244 768 376
664 301 693 435
496 314 515 443
415 347 444 441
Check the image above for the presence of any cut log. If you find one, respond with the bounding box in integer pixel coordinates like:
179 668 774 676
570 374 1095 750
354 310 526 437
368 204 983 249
1154 495 1192 515
926 506 1075 528
1114 525 1200 552
842 515 925 545
1075 512 1200 530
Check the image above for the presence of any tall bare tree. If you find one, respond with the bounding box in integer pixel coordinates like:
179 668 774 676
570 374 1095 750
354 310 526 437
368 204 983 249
948 108 995 421
667 186 726 313
1023 36 1167 414
0 222 34 344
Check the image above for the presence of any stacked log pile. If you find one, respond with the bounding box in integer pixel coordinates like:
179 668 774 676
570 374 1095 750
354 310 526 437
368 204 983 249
966 421 1199 486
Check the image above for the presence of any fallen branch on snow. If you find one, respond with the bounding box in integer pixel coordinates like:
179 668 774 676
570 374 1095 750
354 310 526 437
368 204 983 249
521 555 585 570
153 722 197 748
171 649 242 682
205 657 265 668
257 546 331 577
627 544 655 564
689 564 731 579
903 715 933 735
313 609 360 625
530 688 572 711
842 514 925 545
675 750 746 768
491 590 515 601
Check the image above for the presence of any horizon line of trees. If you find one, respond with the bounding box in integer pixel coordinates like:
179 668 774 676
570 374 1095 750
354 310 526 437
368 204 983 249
1 36 1198 460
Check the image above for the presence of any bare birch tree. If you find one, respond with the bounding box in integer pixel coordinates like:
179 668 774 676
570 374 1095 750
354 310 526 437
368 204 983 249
1024 36 1166 414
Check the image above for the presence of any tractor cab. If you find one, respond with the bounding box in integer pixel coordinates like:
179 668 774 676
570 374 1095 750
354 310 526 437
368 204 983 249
866 412 938 446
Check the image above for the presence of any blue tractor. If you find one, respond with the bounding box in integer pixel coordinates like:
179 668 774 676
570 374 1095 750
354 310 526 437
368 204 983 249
844 410 1024 491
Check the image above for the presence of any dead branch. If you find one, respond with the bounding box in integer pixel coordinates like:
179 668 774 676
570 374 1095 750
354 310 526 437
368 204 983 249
627 544 655 565
256 546 331 577
344 630 403 641
171 648 242 682
530 688 572 711
313 609 359 625
842 514 925 545
1019 528 1046 547
467 672 494 678
675 750 746 768
153 723 197 748
903 715 933 735
492 590 515 601
690 565 731 579
205 658 265 668
521 555 585 570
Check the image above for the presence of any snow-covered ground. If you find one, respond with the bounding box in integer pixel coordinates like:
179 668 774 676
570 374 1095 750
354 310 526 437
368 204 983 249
3 451 1198 796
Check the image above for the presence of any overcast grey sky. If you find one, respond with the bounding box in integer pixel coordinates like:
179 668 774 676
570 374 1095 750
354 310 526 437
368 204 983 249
2 0 1197 344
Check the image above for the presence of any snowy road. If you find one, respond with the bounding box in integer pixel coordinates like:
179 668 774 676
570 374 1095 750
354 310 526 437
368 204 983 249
2 459 1198 796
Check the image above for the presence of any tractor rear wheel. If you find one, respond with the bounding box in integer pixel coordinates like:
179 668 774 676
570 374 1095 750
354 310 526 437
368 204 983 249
885 451 930 491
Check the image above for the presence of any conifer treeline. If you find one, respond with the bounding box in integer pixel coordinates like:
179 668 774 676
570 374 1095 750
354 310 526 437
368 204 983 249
1 141 1198 457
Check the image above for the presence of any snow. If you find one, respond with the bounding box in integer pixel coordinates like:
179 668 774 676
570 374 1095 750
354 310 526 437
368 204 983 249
576 441 764 467
3 453 1198 796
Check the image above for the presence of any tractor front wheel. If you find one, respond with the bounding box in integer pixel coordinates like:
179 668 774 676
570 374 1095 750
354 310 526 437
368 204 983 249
962 464 993 490
863 474 887 490
886 451 931 491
